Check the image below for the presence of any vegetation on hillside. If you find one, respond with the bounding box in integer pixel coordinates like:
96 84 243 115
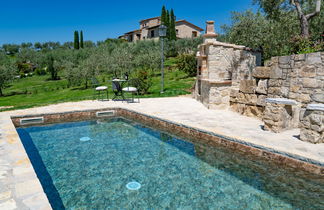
0 36 202 110
1 1 323 110
0 59 195 111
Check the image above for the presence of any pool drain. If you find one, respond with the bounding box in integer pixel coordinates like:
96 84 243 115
80 137 91 142
126 181 141 190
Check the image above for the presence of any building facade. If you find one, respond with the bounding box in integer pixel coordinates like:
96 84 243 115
119 17 203 42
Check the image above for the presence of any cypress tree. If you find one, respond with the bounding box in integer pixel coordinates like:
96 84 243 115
161 6 167 25
80 30 84 48
165 10 170 40
74 31 79 50
170 9 177 40
48 55 58 80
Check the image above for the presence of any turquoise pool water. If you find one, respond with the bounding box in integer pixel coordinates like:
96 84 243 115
17 118 324 209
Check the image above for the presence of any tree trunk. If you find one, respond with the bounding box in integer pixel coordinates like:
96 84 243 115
0 88 3 97
300 15 310 38
292 0 321 38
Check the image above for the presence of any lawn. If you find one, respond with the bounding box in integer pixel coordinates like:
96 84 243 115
0 66 195 111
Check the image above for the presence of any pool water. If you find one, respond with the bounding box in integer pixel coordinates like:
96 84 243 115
17 118 324 209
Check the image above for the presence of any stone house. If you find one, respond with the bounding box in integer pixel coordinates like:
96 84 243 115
119 17 203 42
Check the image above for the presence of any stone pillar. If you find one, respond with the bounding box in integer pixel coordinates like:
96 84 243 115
300 104 324 143
263 98 300 133
203 21 218 44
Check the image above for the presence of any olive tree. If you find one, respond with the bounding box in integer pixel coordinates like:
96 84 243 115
254 0 322 38
78 54 101 88
0 54 16 96
221 10 300 60
108 45 134 78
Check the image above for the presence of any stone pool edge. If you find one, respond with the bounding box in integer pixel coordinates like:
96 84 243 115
117 108 324 174
10 107 324 173
0 114 51 210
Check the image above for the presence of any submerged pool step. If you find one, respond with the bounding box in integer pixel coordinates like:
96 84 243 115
96 110 115 117
20 117 44 125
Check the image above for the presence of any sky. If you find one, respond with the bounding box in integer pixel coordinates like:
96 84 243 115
0 0 256 45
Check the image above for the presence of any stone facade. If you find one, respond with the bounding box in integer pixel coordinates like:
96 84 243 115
120 17 203 42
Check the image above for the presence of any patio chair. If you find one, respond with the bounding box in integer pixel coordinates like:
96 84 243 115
92 77 108 101
122 78 140 103
112 80 126 101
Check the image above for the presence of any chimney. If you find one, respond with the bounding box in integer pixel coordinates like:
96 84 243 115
203 20 218 44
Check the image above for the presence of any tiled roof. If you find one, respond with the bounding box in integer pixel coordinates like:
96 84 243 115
124 29 141 34
146 20 204 31
139 16 160 23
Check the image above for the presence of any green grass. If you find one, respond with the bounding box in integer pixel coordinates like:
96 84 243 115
0 68 195 111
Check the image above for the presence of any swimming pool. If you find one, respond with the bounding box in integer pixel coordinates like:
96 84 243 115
17 117 324 209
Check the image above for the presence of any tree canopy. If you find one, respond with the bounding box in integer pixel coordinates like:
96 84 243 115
253 0 322 37
222 1 324 61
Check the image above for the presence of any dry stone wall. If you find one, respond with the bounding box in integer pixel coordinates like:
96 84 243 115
268 53 324 105
230 52 324 119
230 66 270 118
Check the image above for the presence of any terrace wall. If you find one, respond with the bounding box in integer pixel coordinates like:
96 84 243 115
230 52 324 118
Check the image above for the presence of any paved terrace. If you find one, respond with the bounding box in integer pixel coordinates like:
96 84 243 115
0 96 324 209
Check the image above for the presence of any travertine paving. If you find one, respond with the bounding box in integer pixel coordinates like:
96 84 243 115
0 96 323 209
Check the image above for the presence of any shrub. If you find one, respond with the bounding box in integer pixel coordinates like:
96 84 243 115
176 54 197 76
35 68 47 75
17 63 33 73
133 69 152 94
290 35 324 54
19 72 26 78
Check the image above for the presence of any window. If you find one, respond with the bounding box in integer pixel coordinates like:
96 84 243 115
176 29 179 35
151 30 155 38
192 31 198 38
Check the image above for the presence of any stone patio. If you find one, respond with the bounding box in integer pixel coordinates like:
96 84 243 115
0 96 323 209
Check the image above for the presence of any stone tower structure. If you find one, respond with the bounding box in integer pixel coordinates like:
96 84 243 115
194 20 261 109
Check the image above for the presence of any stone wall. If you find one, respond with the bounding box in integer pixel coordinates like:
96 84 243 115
230 52 324 119
229 66 270 118
267 53 324 105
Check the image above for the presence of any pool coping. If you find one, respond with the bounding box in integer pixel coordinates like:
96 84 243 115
2 106 324 209
11 107 324 171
